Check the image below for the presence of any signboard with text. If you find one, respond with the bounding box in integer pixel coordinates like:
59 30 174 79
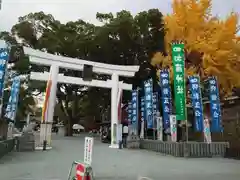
208 77 222 132
144 79 153 129
5 76 21 121
172 43 186 120
188 76 204 131
0 48 8 97
152 92 158 129
160 69 171 128
84 137 94 165
170 115 177 142
131 90 139 135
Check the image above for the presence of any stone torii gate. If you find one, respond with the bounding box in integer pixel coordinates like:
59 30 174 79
23 47 139 149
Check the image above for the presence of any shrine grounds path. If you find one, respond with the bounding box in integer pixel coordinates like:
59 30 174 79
0 133 240 180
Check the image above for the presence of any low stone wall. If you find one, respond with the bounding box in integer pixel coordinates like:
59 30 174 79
140 139 229 158
16 132 35 152
126 135 140 149
0 139 15 159
225 147 240 160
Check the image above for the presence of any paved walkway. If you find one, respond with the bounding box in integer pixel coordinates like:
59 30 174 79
0 133 240 180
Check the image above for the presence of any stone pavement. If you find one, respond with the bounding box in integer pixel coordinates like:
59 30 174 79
0 133 240 180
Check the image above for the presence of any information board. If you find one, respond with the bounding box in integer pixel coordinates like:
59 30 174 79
84 137 94 165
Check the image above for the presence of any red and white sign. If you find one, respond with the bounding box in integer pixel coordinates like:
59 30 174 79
76 163 92 180
76 163 85 180
84 137 94 165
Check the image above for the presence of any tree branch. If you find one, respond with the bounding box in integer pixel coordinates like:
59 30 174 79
58 98 69 119
31 91 42 96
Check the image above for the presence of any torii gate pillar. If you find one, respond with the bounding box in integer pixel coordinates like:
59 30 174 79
110 73 119 148
39 65 59 148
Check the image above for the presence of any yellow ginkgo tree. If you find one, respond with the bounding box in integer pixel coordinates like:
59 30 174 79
152 0 240 96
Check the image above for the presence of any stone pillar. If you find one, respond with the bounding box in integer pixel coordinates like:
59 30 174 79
117 88 123 144
109 73 119 148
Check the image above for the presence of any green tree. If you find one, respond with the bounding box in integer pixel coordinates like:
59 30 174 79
3 9 165 136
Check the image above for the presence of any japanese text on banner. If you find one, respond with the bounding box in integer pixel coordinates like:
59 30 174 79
0 48 8 97
208 77 222 132
5 76 21 121
160 69 171 128
140 97 145 122
131 90 138 132
189 76 203 131
152 92 158 129
127 102 132 125
172 43 186 120
152 92 158 116
144 79 153 129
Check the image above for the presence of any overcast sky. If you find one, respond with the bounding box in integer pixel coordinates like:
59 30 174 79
0 0 239 32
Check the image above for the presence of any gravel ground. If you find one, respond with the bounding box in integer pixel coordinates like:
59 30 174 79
0 133 239 180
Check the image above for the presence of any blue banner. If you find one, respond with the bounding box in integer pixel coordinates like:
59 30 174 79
127 102 132 125
152 92 159 129
189 76 204 131
144 79 153 129
208 77 222 132
131 90 138 131
152 92 159 115
140 97 145 122
160 69 171 129
5 76 21 121
0 48 9 97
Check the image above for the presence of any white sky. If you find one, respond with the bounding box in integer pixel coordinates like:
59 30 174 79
0 0 239 32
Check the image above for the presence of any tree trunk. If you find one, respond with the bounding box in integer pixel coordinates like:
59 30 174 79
64 118 73 136
0 120 8 140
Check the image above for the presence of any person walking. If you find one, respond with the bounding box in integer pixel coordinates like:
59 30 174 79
56 127 59 135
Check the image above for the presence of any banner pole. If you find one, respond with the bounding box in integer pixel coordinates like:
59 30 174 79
185 106 188 142
185 78 188 142
183 42 188 142
153 115 155 140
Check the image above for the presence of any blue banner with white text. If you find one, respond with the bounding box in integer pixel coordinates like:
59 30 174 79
5 76 21 121
144 79 153 129
127 102 132 125
140 97 145 123
0 48 9 97
189 76 204 131
131 90 138 131
208 77 222 132
160 69 171 129
152 92 159 128
152 92 159 115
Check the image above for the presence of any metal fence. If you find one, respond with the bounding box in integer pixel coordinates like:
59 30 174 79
0 139 15 159
140 139 229 158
